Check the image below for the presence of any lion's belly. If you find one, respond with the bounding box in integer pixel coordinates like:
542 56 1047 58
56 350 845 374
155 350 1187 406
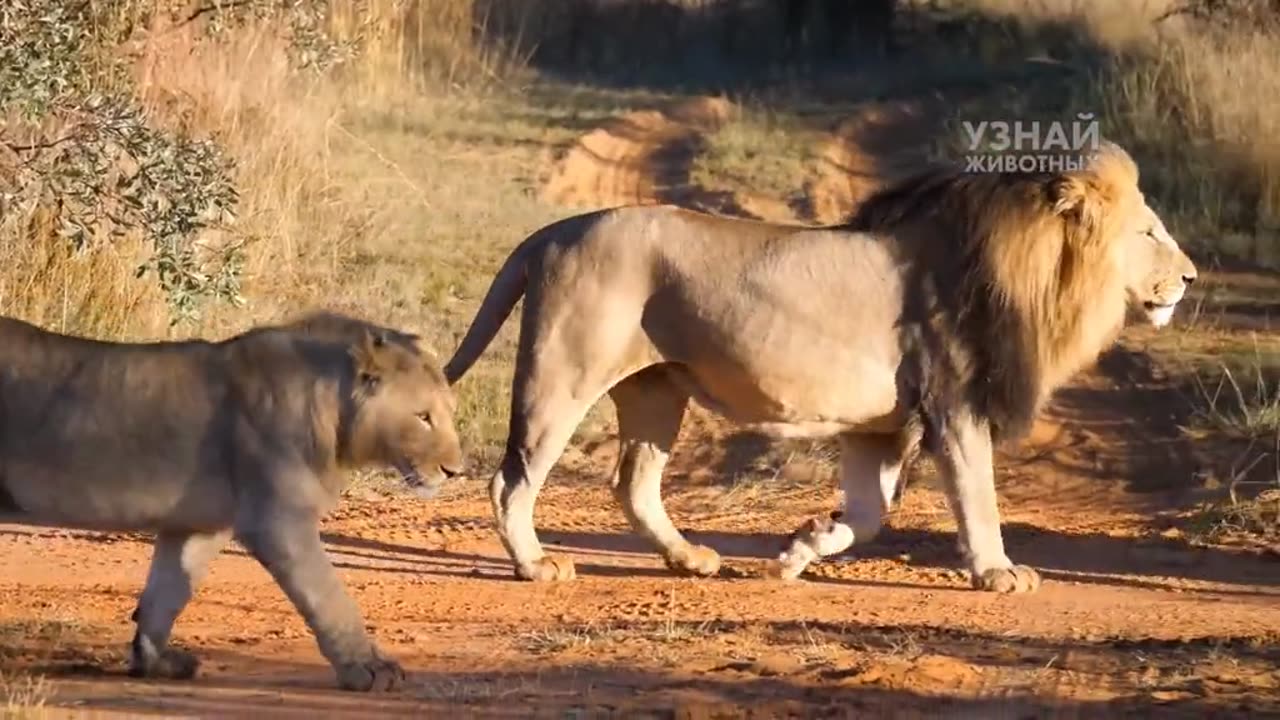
2 462 236 533
650 223 907 436
669 356 906 437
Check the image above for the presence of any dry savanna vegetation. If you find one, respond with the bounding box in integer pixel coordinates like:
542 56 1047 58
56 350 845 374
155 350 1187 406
1 0 1279 716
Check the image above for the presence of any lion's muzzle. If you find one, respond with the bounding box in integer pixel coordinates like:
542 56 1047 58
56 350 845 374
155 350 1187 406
393 461 439 499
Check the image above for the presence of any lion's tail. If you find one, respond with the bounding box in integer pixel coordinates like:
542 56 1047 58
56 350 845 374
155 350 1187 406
443 230 543 385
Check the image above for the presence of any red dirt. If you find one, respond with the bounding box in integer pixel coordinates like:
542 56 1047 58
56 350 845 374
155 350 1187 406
5 105 1280 718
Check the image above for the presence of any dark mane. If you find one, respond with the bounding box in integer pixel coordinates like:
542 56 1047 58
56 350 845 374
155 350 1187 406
839 155 1133 449
841 161 970 233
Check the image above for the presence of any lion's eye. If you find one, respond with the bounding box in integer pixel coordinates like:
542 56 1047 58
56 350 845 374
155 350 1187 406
416 411 433 428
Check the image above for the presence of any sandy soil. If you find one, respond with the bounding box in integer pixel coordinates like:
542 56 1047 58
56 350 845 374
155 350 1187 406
3 102 1279 718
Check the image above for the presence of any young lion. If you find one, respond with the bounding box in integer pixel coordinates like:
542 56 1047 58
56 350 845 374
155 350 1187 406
0 311 463 691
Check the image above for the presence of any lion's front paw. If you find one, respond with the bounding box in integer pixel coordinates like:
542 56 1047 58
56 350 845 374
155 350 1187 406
128 647 200 680
664 544 721 577
972 564 1041 593
336 649 404 692
515 555 577 582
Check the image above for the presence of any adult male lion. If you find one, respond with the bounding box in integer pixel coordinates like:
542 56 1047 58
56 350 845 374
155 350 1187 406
0 311 462 690
445 142 1196 593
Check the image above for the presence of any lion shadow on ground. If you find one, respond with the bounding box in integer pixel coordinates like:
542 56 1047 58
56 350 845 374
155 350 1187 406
12 630 1279 717
318 516 1280 591
313 532 690 582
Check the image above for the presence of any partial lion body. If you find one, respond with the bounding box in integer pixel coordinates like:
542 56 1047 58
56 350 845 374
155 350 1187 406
448 142 1197 591
2 319 317 530
0 312 462 691
503 207 907 437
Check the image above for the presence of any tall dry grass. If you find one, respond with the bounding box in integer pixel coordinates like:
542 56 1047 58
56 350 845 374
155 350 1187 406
961 0 1280 265
1095 25 1280 265
0 211 164 340
133 18 359 336
1 0 507 341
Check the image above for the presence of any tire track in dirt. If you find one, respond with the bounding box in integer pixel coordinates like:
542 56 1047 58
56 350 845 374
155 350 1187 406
542 95 743 213
542 93 947 229
543 94 826 223
805 99 946 224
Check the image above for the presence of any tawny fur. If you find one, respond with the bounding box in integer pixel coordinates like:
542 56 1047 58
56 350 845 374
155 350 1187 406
0 311 462 690
446 141 1196 592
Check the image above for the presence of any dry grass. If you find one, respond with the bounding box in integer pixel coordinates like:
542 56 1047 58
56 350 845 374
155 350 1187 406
517 618 726 656
687 104 817 208
0 619 90 719
1092 24 1280 266
0 672 51 719
1185 354 1280 542
1190 353 1280 440
0 220 166 341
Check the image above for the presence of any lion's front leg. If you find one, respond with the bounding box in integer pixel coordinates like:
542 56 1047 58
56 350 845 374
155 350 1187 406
235 499 404 691
608 369 720 578
765 433 903 580
935 410 1040 594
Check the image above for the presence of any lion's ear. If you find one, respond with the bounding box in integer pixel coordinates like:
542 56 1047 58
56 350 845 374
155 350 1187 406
351 329 389 391
1047 176 1088 217
1048 174 1107 242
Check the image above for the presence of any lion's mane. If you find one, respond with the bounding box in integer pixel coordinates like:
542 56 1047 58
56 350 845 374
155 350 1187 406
845 144 1143 445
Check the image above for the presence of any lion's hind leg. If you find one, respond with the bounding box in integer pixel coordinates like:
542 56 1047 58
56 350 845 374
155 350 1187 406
765 433 905 580
490 389 597 582
129 529 230 680
608 367 719 577
490 275 657 582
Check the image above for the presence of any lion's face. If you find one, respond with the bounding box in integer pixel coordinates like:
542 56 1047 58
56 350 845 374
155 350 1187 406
1120 202 1198 328
346 332 464 497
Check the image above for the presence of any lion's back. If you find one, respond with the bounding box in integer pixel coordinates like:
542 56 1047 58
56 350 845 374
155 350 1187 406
0 317 236 529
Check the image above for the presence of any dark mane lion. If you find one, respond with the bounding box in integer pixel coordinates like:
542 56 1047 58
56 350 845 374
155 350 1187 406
443 140 1195 595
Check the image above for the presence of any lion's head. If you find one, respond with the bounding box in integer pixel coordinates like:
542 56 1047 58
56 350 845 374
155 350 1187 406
341 327 463 498
849 140 1196 442
1118 199 1198 329
1034 143 1197 332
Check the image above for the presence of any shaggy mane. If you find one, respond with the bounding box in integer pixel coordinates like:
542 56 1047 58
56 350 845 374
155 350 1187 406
844 144 1143 443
